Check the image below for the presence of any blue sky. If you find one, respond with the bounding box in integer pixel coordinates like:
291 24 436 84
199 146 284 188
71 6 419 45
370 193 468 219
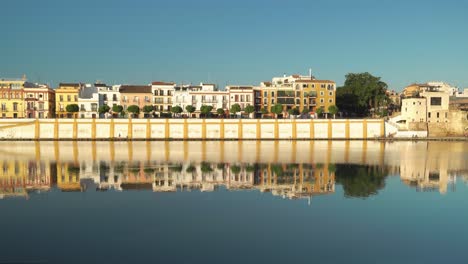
1 0 467 91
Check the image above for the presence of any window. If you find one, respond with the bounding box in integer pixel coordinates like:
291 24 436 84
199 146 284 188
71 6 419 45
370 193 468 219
320 98 324 103
60 95 63 102
428 112 431 118
246 95 250 102
436 112 439 118
67 95 71 101
264 91 267 97
91 103 97 111
321 84 325 89
271 91 275 97
329 99 333 103
320 91 324 96
74 95 77 101
329 91 333 96
240 95 244 102
302 84 307 88
430 97 442 106
445 112 447 118
13 102 18 111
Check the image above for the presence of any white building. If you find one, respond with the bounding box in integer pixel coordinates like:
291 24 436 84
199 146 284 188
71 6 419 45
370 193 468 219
78 84 99 118
97 84 121 117
151 81 175 113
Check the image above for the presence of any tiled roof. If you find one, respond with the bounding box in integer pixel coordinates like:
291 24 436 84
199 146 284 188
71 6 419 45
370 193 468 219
295 80 335 84
152 81 174 85
119 85 151 93
59 83 81 87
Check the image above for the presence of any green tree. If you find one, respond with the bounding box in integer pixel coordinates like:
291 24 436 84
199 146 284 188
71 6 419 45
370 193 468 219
142 105 154 118
230 165 241 175
98 105 110 116
230 103 241 117
288 107 300 117
171 105 183 117
316 106 324 118
244 105 255 118
216 108 225 117
185 105 196 118
127 105 140 118
335 164 390 198
336 72 389 116
328 105 339 119
200 105 213 117
261 108 269 115
65 104 79 118
112 105 124 117
271 103 283 118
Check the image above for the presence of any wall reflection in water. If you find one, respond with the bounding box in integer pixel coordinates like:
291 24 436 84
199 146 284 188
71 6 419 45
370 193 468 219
0 141 467 200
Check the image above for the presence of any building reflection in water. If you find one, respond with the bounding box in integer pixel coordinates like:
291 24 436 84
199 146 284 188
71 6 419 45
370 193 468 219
0 141 466 200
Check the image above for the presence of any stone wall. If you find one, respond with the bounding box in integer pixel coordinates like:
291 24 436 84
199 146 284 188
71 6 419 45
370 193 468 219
0 118 385 140
428 110 468 137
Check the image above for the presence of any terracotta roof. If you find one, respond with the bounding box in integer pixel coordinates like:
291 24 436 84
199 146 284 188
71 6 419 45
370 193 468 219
59 83 81 87
152 81 174 85
119 85 151 93
292 74 300 78
295 80 335 84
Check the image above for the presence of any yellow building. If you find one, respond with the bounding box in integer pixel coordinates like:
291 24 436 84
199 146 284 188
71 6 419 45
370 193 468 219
257 76 336 115
295 79 336 114
0 78 26 118
55 83 82 118
56 162 82 191
0 160 28 198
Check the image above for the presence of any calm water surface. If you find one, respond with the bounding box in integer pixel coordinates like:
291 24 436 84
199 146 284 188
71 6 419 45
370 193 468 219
0 141 467 264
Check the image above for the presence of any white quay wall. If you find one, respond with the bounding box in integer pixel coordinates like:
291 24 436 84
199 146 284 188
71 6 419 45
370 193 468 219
0 118 385 140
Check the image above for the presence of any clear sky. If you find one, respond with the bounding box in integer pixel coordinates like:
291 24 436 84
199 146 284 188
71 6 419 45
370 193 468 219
1 0 467 91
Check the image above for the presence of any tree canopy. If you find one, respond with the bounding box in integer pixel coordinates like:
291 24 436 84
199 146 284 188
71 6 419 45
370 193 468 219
66 104 79 113
171 105 183 116
142 105 154 113
270 103 283 118
185 105 196 115
200 105 213 117
230 104 241 116
288 107 300 116
336 72 389 116
316 106 324 118
244 105 255 117
335 164 390 198
112 105 123 113
98 105 110 114
127 105 140 117
328 105 339 118
216 108 225 116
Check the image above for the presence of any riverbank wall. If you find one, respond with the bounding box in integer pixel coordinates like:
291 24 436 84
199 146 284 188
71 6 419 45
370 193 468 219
0 118 385 140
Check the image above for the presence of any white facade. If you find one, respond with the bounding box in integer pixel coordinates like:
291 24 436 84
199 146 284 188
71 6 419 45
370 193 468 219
401 98 427 123
78 84 99 118
226 86 255 112
151 82 175 112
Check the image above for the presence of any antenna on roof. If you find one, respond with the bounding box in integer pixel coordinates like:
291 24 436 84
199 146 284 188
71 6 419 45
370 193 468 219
309 68 312 78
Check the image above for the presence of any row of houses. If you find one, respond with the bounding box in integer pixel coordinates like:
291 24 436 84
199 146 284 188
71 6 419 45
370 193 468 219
0 159 335 201
0 73 337 119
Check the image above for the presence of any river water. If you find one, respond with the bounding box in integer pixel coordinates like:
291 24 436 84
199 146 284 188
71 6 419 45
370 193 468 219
0 141 467 264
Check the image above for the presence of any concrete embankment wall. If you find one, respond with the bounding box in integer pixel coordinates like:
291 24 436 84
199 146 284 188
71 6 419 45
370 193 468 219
0 118 385 140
